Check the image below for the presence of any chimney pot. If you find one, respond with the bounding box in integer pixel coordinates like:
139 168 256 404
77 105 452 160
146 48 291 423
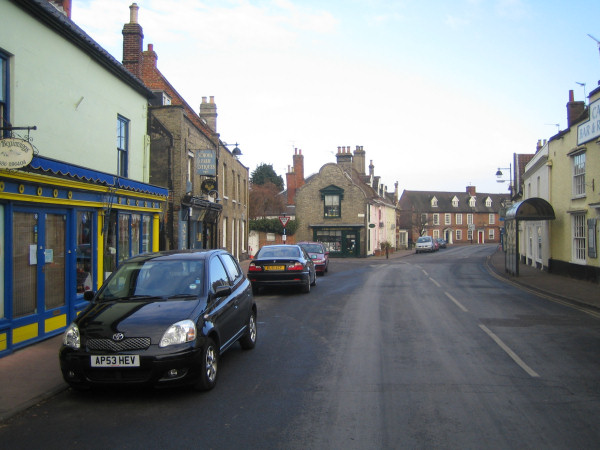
129 3 139 24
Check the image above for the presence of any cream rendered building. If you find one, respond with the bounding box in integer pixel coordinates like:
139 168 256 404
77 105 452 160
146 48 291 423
546 88 600 281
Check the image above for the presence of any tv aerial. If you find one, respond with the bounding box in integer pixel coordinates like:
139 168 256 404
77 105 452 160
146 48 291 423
588 34 600 57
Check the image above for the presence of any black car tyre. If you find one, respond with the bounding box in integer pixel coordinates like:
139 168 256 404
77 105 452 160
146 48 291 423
239 311 257 350
302 275 311 293
195 337 218 391
310 270 317 286
251 284 260 296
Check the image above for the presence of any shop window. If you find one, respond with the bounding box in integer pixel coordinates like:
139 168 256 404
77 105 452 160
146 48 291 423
76 211 94 293
316 229 342 252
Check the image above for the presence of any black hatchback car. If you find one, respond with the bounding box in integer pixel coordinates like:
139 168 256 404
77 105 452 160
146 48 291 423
59 249 256 391
247 244 316 294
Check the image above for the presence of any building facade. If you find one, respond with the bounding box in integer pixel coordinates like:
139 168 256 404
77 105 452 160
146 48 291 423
121 4 249 259
543 88 600 281
293 146 397 257
398 187 508 246
0 0 167 356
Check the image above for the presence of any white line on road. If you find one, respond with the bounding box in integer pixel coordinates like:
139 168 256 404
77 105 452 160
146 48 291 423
444 291 468 312
429 277 441 288
479 324 540 378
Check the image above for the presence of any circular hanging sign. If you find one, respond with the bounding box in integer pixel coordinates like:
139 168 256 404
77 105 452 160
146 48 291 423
201 178 217 194
0 138 34 169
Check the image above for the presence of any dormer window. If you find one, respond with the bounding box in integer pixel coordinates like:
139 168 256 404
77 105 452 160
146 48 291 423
469 196 476 207
485 197 492 207
451 196 459 207
431 196 438 207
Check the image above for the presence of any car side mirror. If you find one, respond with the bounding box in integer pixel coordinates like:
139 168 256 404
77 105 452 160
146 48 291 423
83 290 95 301
213 285 232 298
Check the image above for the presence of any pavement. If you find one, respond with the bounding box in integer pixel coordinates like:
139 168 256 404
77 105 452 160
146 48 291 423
1 245 598 423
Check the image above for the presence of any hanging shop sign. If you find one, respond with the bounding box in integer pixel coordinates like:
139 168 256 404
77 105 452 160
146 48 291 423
196 149 216 176
0 138 35 169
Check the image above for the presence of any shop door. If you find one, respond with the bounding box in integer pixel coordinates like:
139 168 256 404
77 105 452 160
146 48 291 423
12 210 68 345
342 231 360 257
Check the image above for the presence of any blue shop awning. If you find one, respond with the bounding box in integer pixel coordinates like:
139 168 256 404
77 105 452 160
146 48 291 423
30 156 168 197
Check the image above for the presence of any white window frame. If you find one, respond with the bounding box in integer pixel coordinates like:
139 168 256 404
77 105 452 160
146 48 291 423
469 197 476 207
572 213 586 263
433 213 439 225
456 229 462 240
452 196 459 207
467 213 473 225
456 214 463 225
489 213 495 225
573 152 586 198
445 213 451 225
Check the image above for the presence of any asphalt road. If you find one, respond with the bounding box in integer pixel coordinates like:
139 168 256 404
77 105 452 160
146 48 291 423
1 244 600 449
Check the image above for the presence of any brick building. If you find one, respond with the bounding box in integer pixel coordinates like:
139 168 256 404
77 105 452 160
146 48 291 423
121 4 248 258
398 187 509 246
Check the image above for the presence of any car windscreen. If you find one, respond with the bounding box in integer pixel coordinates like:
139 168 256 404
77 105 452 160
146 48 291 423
417 237 430 243
300 244 323 253
97 260 205 301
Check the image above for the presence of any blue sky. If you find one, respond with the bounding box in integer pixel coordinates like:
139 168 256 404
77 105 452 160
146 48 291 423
73 0 600 194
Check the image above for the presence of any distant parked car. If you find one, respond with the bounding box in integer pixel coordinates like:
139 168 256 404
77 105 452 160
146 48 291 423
298 241 329 275
248 244 316 294
59 249 257 391
436 238 447 248
415 236 435 253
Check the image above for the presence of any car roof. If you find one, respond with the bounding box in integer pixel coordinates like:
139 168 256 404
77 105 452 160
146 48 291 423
125 249 226 263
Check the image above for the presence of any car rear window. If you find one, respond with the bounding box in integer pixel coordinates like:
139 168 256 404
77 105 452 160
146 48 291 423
301 244 323 253
257 247 300 258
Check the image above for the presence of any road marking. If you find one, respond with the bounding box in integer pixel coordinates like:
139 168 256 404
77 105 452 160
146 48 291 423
422 269 429 276
445 291 468 312
479 324 540 378
429 277 441 288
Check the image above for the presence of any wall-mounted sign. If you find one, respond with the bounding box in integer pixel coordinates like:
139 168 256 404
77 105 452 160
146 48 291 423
577 98 600 145
196 149 216 176
0 138 34 169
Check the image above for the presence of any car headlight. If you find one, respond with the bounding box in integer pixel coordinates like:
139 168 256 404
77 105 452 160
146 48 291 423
160 320 196 348
63 323 80 349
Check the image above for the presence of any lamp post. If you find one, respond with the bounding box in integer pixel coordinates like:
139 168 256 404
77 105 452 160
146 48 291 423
223 142 242 159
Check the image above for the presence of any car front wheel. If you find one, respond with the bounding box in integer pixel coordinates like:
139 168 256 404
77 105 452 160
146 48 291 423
194 338 218 391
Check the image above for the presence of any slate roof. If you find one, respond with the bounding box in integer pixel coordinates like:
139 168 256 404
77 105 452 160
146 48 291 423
399 189 510 213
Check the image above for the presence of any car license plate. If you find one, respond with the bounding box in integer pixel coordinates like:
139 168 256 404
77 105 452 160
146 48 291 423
90 355 140 367
264 265 285 271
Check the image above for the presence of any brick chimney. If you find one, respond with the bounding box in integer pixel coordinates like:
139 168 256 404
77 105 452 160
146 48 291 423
352 145 366 175
48 0 72 18
335 146 353 172
286 148 304 205
122 3 144 78
199 96 217 132
466 186 476 196
567 90 586 128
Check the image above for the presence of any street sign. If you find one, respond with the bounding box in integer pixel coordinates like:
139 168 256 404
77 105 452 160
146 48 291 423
279 216 290 228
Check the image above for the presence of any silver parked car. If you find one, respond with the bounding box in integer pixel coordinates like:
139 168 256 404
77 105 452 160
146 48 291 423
415 236 435 253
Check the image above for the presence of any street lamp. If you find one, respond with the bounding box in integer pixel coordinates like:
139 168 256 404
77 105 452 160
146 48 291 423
495 163 512 196
223 142 242 159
